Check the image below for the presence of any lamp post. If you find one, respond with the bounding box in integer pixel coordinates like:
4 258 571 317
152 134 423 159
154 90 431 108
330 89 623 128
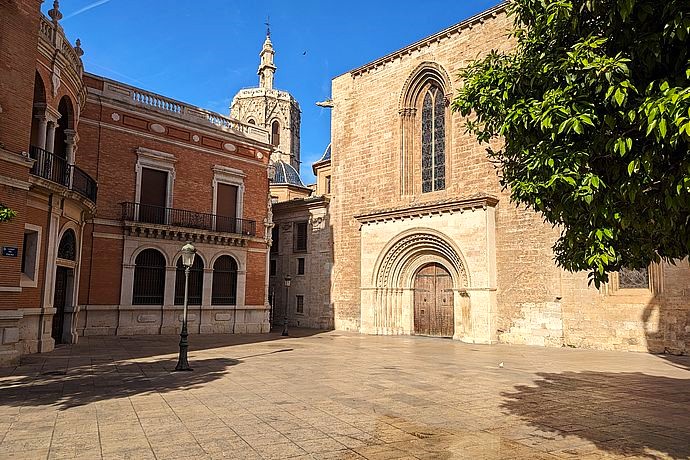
174 242 196 371
282 275 291 336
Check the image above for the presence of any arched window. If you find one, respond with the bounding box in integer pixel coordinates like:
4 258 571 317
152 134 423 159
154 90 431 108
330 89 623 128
247 118 256 125
271 120 280 147
212 255 238 305
133 249 166 305
174 256 203 305
421 86 445 193
57 229 76 260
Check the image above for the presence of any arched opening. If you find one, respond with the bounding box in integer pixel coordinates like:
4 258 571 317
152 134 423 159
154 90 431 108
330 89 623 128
413 263 453 337
133 249 166 305
247 118 256 125
57 229 76 260
399 62 451 196
212 255 238 305
53 228 78 344
369 230 468 336
30 72 46 148
271 120 280 147
174 256 203 305
54 96 74 160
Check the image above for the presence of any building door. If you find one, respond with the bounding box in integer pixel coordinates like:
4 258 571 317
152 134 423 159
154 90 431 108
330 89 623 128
414 263 454 337
140 167 168 224
52 266 70 343
216 183 238 233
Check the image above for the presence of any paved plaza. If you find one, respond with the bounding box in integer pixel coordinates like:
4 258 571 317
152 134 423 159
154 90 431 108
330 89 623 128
0 330 689 460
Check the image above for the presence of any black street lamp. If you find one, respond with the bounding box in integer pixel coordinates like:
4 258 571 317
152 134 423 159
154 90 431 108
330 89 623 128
174 242 196 371
282 275 291 336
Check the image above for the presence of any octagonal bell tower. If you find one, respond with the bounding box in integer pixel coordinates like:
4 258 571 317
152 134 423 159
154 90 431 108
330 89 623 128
231 26 301 170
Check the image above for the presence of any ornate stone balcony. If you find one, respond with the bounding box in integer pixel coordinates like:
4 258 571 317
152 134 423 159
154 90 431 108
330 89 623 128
121 202 257 246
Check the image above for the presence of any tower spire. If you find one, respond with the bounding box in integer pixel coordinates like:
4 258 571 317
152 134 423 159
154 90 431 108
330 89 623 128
258 20 276 90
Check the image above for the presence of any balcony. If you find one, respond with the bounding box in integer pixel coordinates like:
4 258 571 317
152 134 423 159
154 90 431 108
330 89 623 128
121 202 256 246
29 146 98 203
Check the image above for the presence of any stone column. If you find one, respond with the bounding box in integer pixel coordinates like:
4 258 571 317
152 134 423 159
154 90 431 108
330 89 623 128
45 121 57 154
64 129 77 165
35 115 48 150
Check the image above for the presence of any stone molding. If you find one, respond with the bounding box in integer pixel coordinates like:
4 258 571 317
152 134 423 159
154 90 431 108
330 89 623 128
355 194 499 224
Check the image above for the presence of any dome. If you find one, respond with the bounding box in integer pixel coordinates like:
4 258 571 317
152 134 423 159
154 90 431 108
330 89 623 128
317 143 331 163
271 160 306 187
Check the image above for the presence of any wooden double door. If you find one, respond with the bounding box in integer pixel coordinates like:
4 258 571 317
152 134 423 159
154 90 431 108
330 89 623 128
414 263 454 337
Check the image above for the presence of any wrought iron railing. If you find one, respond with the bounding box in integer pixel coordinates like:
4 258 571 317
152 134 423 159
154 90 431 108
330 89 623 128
121 202 256 236
29 146 98 203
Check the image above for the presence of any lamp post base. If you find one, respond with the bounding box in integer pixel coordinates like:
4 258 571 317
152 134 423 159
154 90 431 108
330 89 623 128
173 327 193 371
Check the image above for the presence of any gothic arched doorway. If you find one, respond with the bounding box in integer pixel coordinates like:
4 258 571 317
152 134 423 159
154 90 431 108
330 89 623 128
413 263 454 337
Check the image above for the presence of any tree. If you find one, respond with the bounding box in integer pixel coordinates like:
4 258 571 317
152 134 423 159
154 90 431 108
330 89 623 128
0 204 16 223
453 0 690 286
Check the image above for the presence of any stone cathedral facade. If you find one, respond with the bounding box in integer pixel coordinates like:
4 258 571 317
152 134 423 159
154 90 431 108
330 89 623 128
327 4 690 354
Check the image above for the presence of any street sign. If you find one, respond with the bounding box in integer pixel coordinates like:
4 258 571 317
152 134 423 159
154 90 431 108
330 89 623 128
2 246 18 257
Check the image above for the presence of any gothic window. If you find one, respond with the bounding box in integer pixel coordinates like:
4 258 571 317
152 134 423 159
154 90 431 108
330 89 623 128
57 229 76 260
421 86 446 193
174 256 203 305
619 267 649 289
271 120 280 147
212 255 238 305
133 249 166 305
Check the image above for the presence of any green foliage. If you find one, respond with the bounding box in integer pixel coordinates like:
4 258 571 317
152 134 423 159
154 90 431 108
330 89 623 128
0 204 17 223
453 0 690 286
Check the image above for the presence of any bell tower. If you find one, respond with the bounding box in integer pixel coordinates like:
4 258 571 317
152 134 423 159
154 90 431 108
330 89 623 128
258 24 276 90
231 22 301 169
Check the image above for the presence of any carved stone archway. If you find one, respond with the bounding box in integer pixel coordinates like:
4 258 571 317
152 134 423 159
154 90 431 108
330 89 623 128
367 229 469 336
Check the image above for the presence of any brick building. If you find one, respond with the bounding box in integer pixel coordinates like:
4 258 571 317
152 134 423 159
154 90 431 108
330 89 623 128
329 4 690 354
0 1 273 366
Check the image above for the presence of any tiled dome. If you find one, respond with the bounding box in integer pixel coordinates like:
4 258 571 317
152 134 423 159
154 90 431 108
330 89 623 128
318 143 331 163
271 160 305 187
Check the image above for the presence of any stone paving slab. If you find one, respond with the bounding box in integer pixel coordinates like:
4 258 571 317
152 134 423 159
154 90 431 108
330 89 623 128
0 330 689 459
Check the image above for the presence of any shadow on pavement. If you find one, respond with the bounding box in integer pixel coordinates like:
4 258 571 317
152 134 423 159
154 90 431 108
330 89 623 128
0 357 243 409
19 328 325 365
501 370 690 459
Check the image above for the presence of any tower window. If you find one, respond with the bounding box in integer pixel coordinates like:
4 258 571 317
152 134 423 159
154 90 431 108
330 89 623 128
271 120 280 147
421 86 446 193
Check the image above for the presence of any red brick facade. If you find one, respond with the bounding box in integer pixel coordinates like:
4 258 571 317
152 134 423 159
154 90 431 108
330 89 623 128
0 2 272 365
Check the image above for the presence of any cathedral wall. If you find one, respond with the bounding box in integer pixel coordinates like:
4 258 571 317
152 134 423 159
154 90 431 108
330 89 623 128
331 10 512 333
331 7 690 354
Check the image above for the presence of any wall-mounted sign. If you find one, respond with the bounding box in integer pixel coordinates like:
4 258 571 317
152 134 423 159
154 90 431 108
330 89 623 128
2 246 18 257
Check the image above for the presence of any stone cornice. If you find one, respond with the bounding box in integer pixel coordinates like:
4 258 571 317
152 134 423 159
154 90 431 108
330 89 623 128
355 194 499 224
345 3 507 78
273 196 330 212
86 73 271 146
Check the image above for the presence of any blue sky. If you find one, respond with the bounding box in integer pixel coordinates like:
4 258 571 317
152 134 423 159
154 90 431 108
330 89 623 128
47 0 502 183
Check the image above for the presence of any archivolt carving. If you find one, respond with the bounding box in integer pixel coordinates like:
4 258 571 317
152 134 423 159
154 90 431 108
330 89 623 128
375 230 468 289
399 61 453 109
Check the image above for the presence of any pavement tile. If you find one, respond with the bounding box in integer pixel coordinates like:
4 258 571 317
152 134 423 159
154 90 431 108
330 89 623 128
0 331 688 459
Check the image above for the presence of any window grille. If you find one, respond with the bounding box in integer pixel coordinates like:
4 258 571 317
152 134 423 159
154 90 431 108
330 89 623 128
619 267 649 289
296 295 304 314
133 249 166 305
57 229 76 260
212 255 238 305
174 256 203 305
